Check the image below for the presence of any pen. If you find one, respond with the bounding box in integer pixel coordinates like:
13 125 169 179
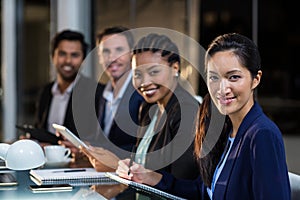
52 169 86 173
128 146 136 175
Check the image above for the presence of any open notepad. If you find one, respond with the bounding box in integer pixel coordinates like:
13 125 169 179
30 168 118 186
105 172 186 200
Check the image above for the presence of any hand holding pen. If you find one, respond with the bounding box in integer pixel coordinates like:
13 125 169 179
127 146 136 175
116 158 162 186
116 145 163 185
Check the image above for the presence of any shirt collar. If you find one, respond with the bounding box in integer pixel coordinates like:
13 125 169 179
51 79 76 95
103 71 132 100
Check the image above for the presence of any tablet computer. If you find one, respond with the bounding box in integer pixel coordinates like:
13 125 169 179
16 124 60 145
52 123 89 149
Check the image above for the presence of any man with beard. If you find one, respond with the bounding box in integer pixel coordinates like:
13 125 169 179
93 26 144 153
34 30 103 144
79 26 145 172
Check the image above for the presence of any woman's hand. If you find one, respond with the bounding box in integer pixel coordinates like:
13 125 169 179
116 159 162 186
80 146 119 172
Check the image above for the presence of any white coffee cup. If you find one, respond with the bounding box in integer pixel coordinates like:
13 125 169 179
44 145 71 163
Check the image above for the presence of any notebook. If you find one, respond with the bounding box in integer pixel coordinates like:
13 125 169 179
29 168 118 186
16 124 60 145
105 172 187 200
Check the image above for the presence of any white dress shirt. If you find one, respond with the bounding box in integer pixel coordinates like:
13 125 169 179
47 81 74 133
102 72 132 137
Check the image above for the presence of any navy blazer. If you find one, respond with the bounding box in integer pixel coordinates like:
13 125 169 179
34 75 104 138
156 102 291 200
96 81 144 152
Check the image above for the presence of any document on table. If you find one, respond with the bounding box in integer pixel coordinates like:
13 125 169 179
29 168 118 186
105 172 187 200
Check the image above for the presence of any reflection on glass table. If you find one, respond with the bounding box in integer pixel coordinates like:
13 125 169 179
0 170 172 200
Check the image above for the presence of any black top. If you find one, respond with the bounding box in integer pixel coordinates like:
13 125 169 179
137 84 200 180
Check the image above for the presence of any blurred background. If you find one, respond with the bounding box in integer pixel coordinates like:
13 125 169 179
0 0 299 173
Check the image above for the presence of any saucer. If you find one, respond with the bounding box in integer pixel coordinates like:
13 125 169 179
44 158 72 168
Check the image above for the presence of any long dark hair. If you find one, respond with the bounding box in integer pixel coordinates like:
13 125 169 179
205 33 261 79
195 94 231 187
195 33 261 187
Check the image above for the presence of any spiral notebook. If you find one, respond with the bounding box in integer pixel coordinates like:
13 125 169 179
29 168 118 186
105 172 186 200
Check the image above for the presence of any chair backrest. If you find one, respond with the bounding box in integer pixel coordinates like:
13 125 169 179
289 172 300 200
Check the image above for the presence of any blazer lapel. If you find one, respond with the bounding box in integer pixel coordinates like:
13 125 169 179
213 102 262 199
39 83 54 130
97 96 106 129
110 82 136 136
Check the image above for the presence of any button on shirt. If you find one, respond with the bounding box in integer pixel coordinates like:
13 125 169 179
102 73 132 137
47 81 74 133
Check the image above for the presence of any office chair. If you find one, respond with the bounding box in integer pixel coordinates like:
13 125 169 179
289 172 300 200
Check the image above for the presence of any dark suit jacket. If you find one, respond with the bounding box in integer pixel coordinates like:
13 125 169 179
96 81 144 152
34 75 104 138
155 102 291 200
137 84 200 180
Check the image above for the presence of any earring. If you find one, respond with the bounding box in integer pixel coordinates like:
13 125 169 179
175 72 179 77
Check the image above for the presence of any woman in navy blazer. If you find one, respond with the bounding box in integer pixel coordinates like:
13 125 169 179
116 33 291 200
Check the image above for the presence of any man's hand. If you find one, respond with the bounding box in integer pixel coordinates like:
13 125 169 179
80 146 119 172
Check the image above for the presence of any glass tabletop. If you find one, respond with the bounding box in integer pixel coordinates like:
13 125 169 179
0 170 170 200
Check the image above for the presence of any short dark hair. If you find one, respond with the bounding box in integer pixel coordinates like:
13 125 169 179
96 26 134 50
51 30 88 58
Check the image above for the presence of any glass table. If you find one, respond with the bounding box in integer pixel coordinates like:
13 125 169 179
0 169 169 200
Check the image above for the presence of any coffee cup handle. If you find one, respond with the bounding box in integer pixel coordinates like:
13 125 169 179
64 148 71 159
